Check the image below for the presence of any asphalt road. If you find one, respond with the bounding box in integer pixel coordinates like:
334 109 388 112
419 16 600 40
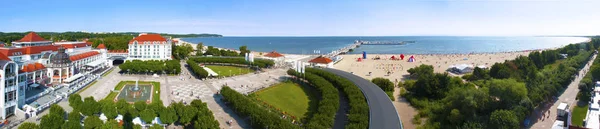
323 68 403 129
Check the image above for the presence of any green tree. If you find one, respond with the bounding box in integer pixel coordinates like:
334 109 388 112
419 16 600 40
371 77 395 92
149 124 164 129
133 124 142 129
68 111 82 122
489 110 519 129
194 116 220 129
63 111 83 129
18 122 39 129
469 67 490 81
239 45 249 56
83 116 103 129
490 63 512 79
128 106 140 117
69 94 83 110
196 42 204 55
63 120 82 129
40 114 64 129
488 79 528 109
591 65 600 80
178 105 198 125
160 105 178 125
49 104 66 118
116 99 129 114
140 109 157 123
81 97 101 116
407 64 434 78
102 101 118 119
134 101 147 111
101 119 121 129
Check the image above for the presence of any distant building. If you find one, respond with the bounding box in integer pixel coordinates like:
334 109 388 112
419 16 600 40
11 32 53 47
128 34 172 60
308 56 333 68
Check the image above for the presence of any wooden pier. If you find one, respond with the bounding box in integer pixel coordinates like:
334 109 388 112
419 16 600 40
325 41 362 58
360 41 415 45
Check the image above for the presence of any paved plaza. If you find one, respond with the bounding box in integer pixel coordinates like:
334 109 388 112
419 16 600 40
76 62 288 129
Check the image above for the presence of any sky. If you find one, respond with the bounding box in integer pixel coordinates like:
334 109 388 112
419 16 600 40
0 0 599 36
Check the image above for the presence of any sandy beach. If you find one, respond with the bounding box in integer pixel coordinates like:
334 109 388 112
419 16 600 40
334 51 532 81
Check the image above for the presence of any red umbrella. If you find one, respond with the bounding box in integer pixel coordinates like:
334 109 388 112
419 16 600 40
400 54 405 60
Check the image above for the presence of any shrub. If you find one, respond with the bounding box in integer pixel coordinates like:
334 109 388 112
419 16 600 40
288 70 339 128
220 86 300 129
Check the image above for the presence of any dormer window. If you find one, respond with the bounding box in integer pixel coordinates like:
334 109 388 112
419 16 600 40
134 41 138 45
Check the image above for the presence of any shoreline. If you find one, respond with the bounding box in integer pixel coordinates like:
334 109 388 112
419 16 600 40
177 38 591 56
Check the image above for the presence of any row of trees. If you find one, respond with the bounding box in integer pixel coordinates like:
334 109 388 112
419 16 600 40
579 37 600 102
305 68 370 129
187 60 209 79
173 43 195 60
288 69 340 128
220 86 300 129
402 41 596 128
59 94 219 128
118 60 181 74
371 77 396 101
203 46 241 56
0 32 220 49
190 57 275 68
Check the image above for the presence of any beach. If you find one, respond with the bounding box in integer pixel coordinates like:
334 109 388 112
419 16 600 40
334 51 531 81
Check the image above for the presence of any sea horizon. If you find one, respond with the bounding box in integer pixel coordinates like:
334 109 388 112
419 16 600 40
180 36 590 55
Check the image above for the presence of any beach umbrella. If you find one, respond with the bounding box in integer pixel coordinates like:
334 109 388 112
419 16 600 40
408 56 415 62
400 54 405 60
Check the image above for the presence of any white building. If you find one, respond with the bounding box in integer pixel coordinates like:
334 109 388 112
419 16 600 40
128 33 172 60
0 32 109 119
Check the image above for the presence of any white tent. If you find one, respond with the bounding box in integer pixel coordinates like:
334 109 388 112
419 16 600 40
152 117 163 125
99 113 108 122
132 117 146 125
115 114 123 122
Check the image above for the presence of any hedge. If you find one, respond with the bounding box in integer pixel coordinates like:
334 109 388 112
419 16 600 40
187 60 208 79
306 68 370 129
288 70 339 129
190 57 274 68
119 59 181 74
220 86 300 129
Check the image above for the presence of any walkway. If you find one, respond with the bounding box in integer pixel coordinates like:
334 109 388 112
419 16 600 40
530 53 597 128
322 68 403 129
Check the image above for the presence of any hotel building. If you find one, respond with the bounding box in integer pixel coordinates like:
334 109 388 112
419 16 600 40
0 32 110 119
128 33 172 60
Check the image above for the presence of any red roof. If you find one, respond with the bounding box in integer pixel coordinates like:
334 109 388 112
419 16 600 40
21 63 46 72
97 44 106 49
69 51 100 61
108 50 128 53
59 42 89 49
129 34 167 44
16 32 49 42
0 53 10 61
0 45 59 56
264 51 284 58
309 56 333 64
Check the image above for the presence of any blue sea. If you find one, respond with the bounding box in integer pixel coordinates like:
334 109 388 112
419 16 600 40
180 36 590 54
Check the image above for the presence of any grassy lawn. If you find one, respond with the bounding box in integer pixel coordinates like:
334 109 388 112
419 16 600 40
75 81 97 94
205 65 254 77
572 104 589 127
253 82 318 120
104 81 161 103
